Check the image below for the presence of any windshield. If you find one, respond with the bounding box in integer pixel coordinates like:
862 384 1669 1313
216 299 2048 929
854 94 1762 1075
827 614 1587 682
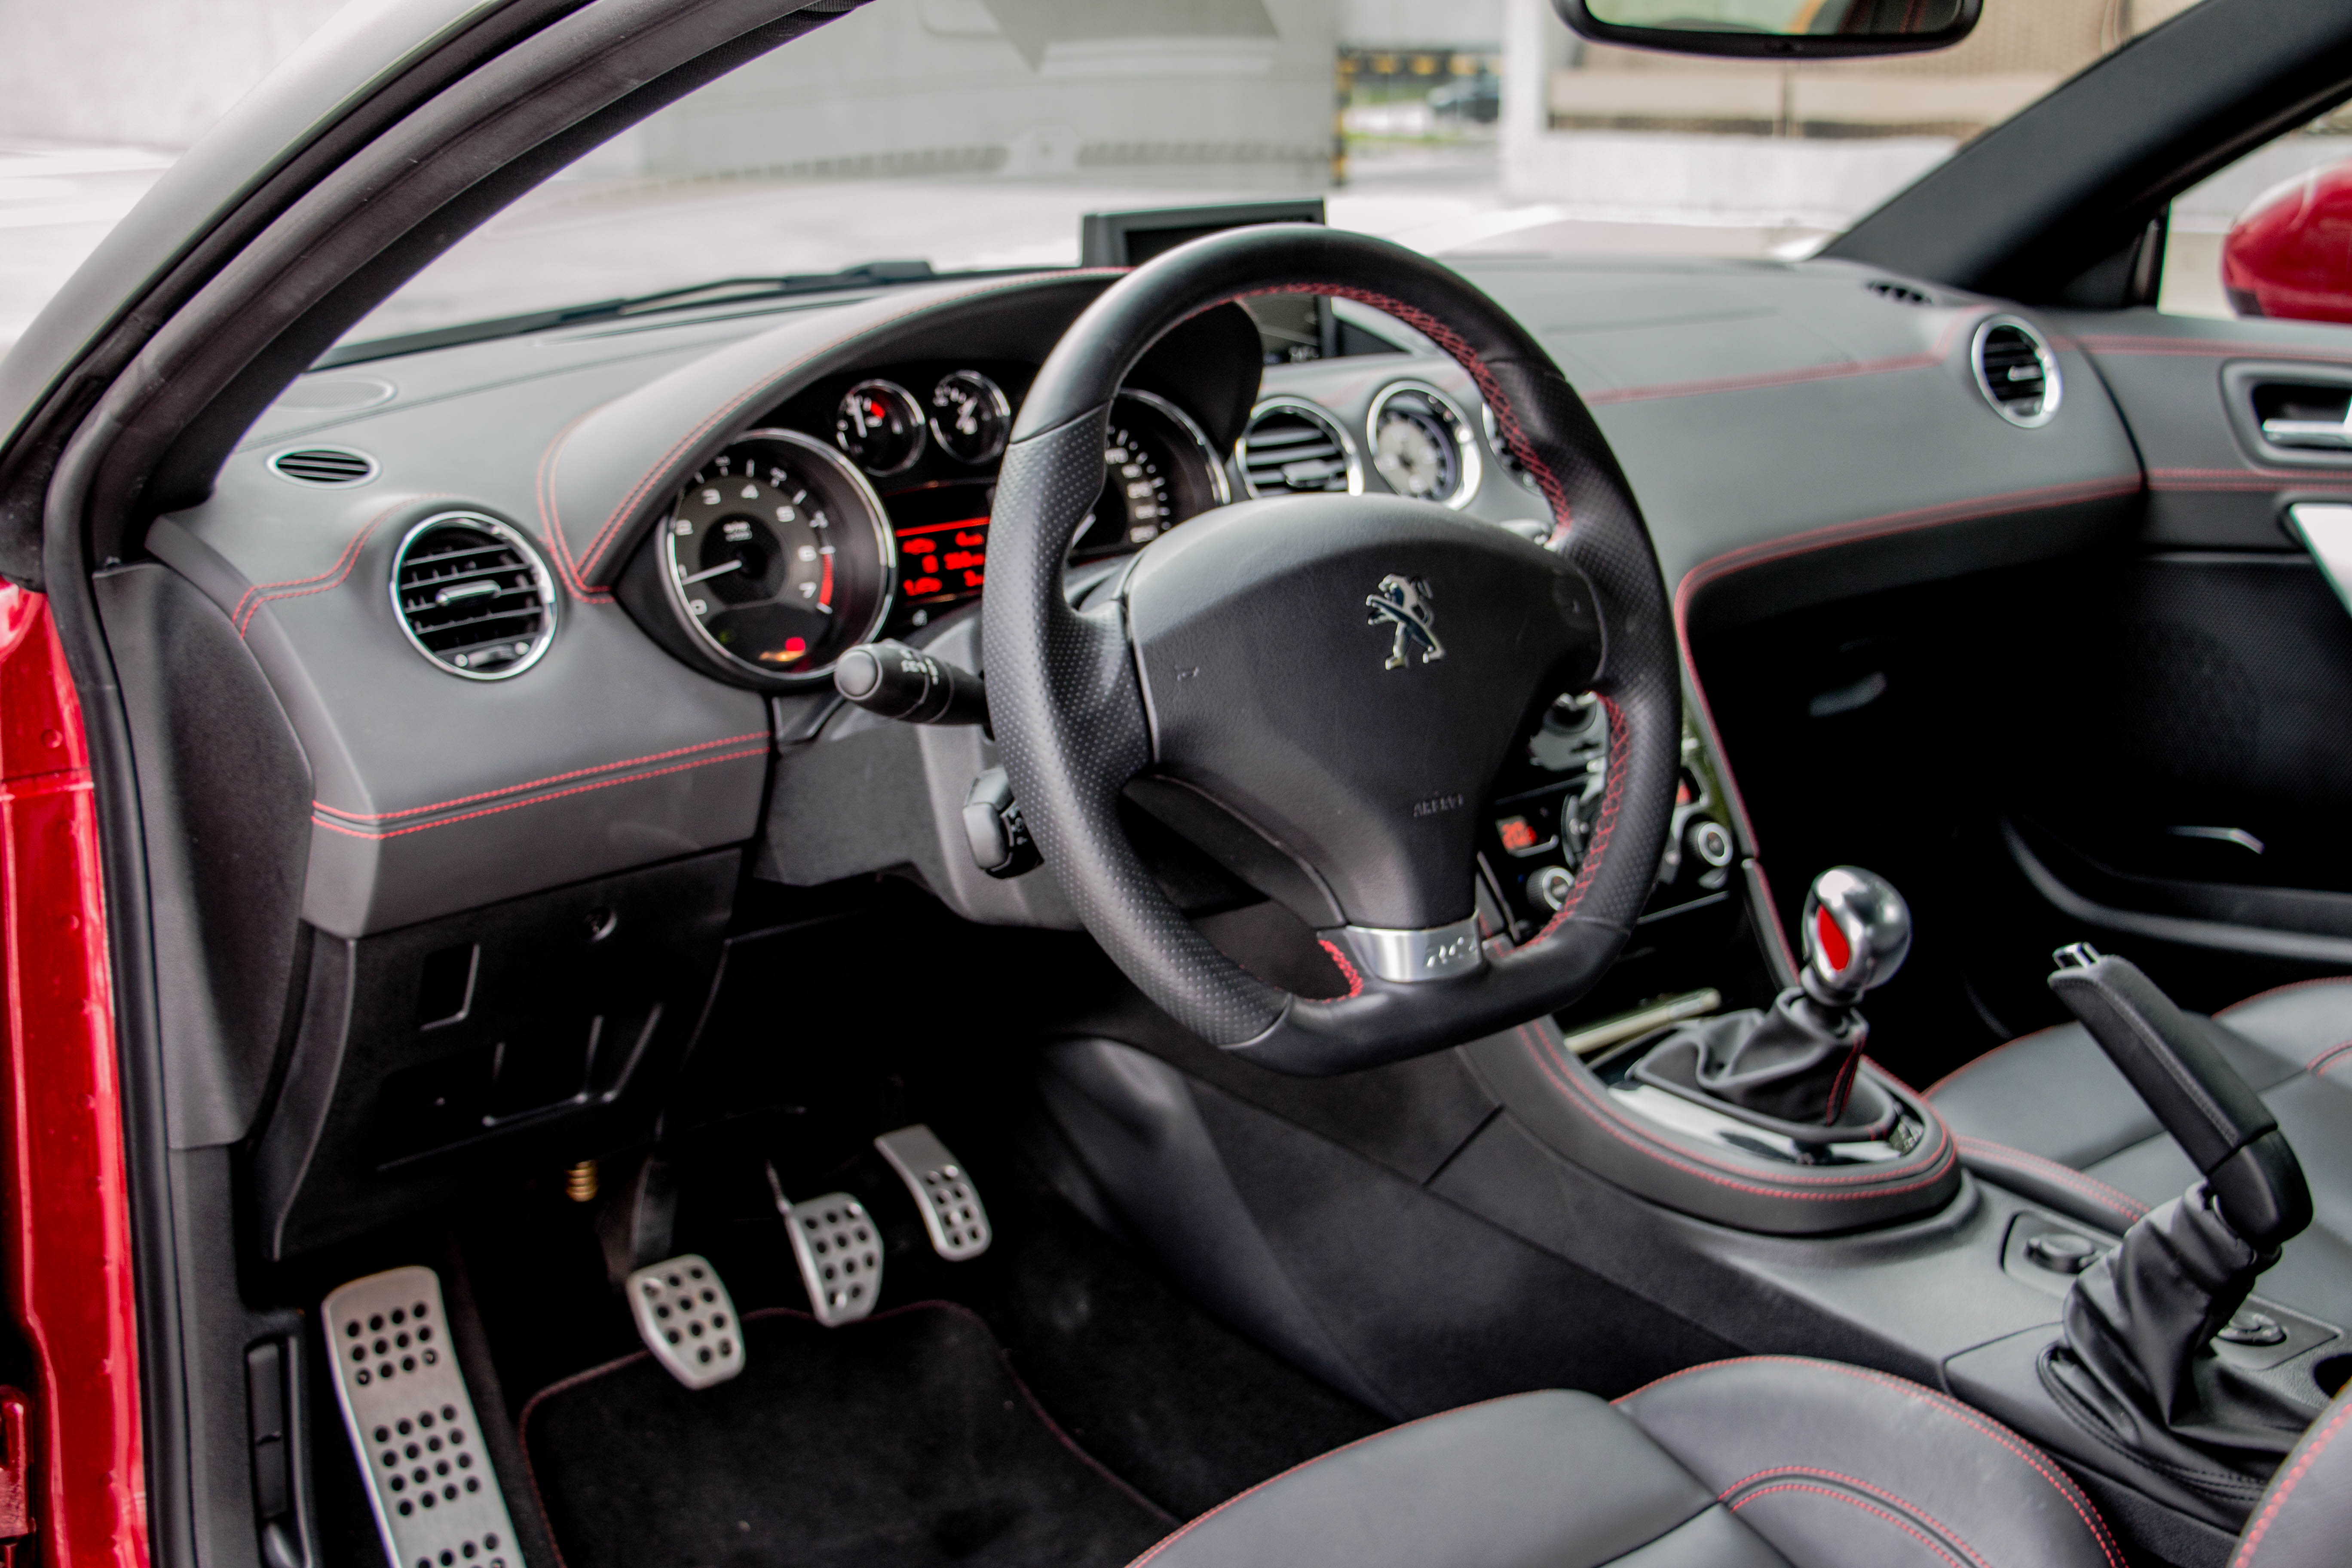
342 0 2213 349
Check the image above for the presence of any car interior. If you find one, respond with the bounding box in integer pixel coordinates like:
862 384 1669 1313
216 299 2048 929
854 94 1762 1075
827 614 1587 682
9 1 2352 1566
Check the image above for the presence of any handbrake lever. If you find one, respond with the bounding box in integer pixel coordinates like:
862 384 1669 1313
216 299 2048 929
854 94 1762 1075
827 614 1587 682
2047 943 2312 1250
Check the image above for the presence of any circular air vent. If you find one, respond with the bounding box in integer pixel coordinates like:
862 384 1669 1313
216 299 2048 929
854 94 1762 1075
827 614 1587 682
269 446 378 487
1237 396 1363 498
389 513 557 680
1479 400 1540 493
1972 317 2061 428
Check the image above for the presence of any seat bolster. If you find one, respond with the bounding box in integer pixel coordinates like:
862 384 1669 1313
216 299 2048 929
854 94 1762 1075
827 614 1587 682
1617 1357 2122 1568
2230 1379 2352 1568
2214 979 2352 1080
1123 1389 1787 1568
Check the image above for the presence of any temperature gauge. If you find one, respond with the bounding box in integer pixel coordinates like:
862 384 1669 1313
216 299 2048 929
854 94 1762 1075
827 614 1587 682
929 370 1011 465
835 379 926 475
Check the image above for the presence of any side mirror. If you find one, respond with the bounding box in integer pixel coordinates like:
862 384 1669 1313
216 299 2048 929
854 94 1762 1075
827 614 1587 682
1552 0 1980 59
2223 160 2352 325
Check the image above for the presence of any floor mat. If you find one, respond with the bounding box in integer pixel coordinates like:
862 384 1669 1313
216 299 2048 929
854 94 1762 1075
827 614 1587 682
518 1302 1175 1568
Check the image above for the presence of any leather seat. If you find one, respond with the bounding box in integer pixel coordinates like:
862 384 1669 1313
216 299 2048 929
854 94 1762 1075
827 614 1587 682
1126 1355 2352 1568
1926 978 2352 1312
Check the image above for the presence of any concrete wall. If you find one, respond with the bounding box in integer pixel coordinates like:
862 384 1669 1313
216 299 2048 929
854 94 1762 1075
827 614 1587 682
0 0 346 148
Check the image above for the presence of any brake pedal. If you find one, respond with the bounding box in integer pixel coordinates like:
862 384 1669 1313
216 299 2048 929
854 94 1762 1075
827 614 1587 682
322 1267 521 1568
766 1163 882 1327
625 1255 745 1390
875 1124 992 1261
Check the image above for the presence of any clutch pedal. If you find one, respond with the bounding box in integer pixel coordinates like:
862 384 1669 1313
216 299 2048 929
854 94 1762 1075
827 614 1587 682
322 1267 521 1568
875 1124 992 1261
766 1163 883 1327
625 1254 745 1390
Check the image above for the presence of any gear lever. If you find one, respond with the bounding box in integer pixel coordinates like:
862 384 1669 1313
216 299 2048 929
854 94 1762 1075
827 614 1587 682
2040 944 2319 1498
1632 867 1911 1130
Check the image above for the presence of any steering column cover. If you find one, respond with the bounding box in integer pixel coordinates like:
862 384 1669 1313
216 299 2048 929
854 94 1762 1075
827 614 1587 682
988 226 1681 1073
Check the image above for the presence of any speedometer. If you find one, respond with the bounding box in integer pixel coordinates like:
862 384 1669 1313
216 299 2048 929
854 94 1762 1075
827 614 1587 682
660 429 894 684
1071 390 1231 559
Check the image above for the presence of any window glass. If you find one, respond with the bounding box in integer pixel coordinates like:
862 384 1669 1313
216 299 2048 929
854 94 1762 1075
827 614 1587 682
2159 102 2352 321
347 0 2211 349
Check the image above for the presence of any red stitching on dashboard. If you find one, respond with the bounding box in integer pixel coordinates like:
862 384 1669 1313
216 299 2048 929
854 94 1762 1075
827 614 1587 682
558 272 1124 590
1515 1022 1956 1195
536 405 608 602
308 747 766 840
312 730 769 822
1617 1356 2121 1568
2076 335 2352 366
1671 472 2140 964
1587 311 1981 407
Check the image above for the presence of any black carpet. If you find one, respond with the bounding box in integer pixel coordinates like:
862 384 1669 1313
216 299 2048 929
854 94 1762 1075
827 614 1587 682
518 1302 1174 1568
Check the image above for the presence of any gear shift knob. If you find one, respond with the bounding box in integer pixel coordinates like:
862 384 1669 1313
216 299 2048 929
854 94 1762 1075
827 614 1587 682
1801 867 1911 1008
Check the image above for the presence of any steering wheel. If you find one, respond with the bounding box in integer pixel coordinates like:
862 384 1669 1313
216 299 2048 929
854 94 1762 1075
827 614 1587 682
985 226 1680 1075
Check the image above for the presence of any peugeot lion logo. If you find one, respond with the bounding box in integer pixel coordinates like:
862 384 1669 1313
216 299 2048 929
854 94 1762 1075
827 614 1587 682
1366 574 1443 670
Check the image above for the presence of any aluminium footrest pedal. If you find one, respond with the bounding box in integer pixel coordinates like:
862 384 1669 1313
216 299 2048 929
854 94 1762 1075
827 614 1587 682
625 1254 745 1389
322 1266 521 1568
767 1163 883 1327
875 1124 992 1260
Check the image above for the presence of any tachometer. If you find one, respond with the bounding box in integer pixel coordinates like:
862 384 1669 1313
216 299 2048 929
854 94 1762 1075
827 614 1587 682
662 429 894 683
835 379 925 475
929 370 1011 465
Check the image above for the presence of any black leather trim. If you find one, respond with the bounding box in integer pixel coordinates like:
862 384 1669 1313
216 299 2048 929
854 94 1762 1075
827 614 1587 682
1121 1390 1784 1568
1619 1357 2124 1568
1464 1017 1962 1236
2230 1379 2352 1568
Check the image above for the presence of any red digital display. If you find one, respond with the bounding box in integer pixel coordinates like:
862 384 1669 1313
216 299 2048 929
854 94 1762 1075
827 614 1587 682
896 515 989 604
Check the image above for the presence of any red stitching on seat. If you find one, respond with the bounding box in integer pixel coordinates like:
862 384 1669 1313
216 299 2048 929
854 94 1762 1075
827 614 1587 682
1721 1467 1992 1568
1615 1357 2120 1568
309 747 766 840
312 730 768 822
1729 1483 1966 1568
1953 1137 2148 1225
1121 1393 1537 1568
2217 976 2352 1017
2231 1397 2352 1567
1920 1025 2072 1099
1516 1023 1958 1199
2307 1040 2352 1077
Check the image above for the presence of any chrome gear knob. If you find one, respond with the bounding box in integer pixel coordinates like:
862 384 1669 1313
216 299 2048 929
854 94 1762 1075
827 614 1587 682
1800 866 1911 1007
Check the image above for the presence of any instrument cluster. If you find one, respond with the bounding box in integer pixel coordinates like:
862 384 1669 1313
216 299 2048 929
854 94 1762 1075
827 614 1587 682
637 361 1229 688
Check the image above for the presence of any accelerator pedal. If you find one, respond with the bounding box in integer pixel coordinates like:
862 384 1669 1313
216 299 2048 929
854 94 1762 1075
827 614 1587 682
766 1162 883 1327
322 1267 521 1568
625 1254 745 1390
875 1124 992 1261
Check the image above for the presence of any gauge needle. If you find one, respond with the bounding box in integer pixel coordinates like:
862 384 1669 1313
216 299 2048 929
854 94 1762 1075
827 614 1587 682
679 558 745 585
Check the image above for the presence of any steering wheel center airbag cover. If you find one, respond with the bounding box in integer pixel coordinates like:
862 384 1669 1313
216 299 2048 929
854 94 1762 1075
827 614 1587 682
1127 494 1599 931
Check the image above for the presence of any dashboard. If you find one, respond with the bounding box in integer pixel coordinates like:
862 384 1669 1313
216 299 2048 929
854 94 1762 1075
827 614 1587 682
128 248 2338 1256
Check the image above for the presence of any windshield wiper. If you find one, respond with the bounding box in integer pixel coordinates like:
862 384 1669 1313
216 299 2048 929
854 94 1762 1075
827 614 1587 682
314 259 955 369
